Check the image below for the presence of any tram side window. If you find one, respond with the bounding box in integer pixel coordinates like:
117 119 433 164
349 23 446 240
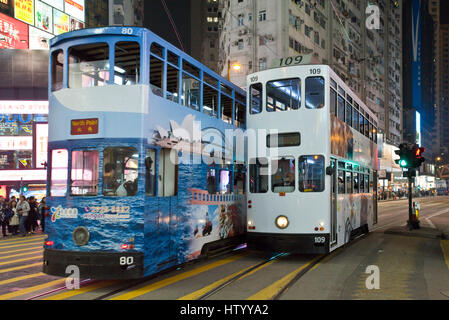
365 174 370 193
346 171 353 194
207 168 216 194
338 169 345 194
330 88 337 116
364 117 369 137
203 84 218 117
337 95 345 122
359 173 365 193
271 157 295 193
115 41 140 85
345 103 352 126
250 83 263 114
51 50 64 91
166 64 179 103
266 78 301 112
353 109 359 132
50 149 68 197
150 55 164 97
182 72 200 110
305 76 324 109
353 173 359 193
298 155 325 192
158 148 178 197
249 158 268 193
233 164 246 194
69 43 110 88
369 123 373 141
145 149 156 196
359 113 364 134
219 169 231 194
103 147 139 197
221 94 233 123
71 150 100 196
235 101 246 128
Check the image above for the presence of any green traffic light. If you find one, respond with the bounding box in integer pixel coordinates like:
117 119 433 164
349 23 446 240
22 186 28 192
399 159 407 167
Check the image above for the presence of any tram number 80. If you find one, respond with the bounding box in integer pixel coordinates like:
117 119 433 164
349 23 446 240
119 256 134 265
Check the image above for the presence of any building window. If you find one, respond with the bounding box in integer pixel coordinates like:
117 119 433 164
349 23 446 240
258 57 267 70
258 10 266 21
238 39 244 50
238 14 244 26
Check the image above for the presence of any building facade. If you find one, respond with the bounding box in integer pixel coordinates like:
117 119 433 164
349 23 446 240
217 0 403 147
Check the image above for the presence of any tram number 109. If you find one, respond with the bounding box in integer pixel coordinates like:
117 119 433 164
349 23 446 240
119 256 134 265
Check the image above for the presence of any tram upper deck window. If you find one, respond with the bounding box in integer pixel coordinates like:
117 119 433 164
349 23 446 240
221 93 233 123
305 76 324 109
102 147 138 197
330 88 337 115
250 83 262 114
50 149 68 197
235 96 246 128
69 43 109 88
353 109 360 132
114 41 140 85
182 72 200 111
337 95 345 121
345 101 352 125
203 84 218 117
249 157 268 193
70 150 99 196
298 155 324 192
266 78 300 112
150 55 163 97
51 50 63 91
271 157 295 193
266 132 300 147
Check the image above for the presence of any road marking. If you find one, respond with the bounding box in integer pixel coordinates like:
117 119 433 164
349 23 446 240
0 273 45 286
0 246 42 256
310 249 341 271
0 235 47 245
43 280 117 300
246 255 322 300
0 278 65 300
0 255 42 267
178 259 278 300
441 240 449 270
425 218 437 229
0 241 44 250
425 209 449 220
0 262 41 274
109 253 246 300
0 250 42 261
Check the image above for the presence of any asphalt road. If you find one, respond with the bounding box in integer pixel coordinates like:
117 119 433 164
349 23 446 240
0 196 448 300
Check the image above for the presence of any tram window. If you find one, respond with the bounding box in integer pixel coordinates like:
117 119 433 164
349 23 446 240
115 41 140 85
183 60 200 78
374 127 377 143
353 174 359 193
266 78 301 112
150 42 164 58
250 83 262 114
305 76 324 109
249 157 268 193
338 87 345 97
145 149 156 196
70 150 100 196
235 101 246 128
337 95 345 121
359 174 365 193
364 117 369 137
167 51 179 66
267 132 300 147
338 169 345 194
221 94 233 123
51 50 64 91
157 148 178 197
353 109 359 132
271 157 295 193
369 122 373 141
150 55 164 97
204 73 218 88
233 164 246 194
345 103 352 126
69 43 109 88
207 168 216 194
166 64 179 103
219 169 231 194
330 78 337 89
203 84 219 117
330 88 337 116
102 147 139 197
221 83 233 96
359 114 364 134
365 174 370 193
50 149 68 197
298 155 325 192
182 72 200 110
346 171 353 194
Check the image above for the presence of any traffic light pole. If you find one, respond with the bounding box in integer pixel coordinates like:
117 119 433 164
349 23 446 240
407 173 413 230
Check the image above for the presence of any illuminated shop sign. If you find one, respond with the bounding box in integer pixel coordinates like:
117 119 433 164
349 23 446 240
0 136 33 150
0 0 13 16
42 0 63 11
64 0 84 22
53 8 69 35
35 0 53 33
0 101 49 114
70 16 84 31
15 0 34 25
0 12 29 49
35 123 48 168
29 26 53 50
0 169 46 181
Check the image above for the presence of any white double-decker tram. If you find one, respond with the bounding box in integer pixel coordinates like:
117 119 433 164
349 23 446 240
246 64 378 254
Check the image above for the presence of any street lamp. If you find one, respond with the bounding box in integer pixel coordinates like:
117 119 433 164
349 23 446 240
227 61 242 80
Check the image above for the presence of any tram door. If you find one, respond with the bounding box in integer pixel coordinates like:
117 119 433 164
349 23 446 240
330 159 337 245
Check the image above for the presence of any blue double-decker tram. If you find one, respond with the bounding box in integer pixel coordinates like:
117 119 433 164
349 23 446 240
44 27 247 279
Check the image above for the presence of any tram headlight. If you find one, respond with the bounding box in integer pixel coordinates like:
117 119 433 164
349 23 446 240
73 226 90 246
275 215 289 229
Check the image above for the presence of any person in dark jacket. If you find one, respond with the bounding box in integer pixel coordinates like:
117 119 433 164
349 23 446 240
37 197 48 233
27 196 39 234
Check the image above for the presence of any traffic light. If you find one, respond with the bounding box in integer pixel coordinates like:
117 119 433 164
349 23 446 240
412 145 425 168
394 143 410 168
21 185 28 193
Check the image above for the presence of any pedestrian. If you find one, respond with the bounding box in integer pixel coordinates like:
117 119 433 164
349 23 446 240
16 195 30 236
0 197 8 237
37 197 48 233
28 196 39 234
8 200 19 235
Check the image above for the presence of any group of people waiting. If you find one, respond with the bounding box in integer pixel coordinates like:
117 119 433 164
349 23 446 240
0 195 48 237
